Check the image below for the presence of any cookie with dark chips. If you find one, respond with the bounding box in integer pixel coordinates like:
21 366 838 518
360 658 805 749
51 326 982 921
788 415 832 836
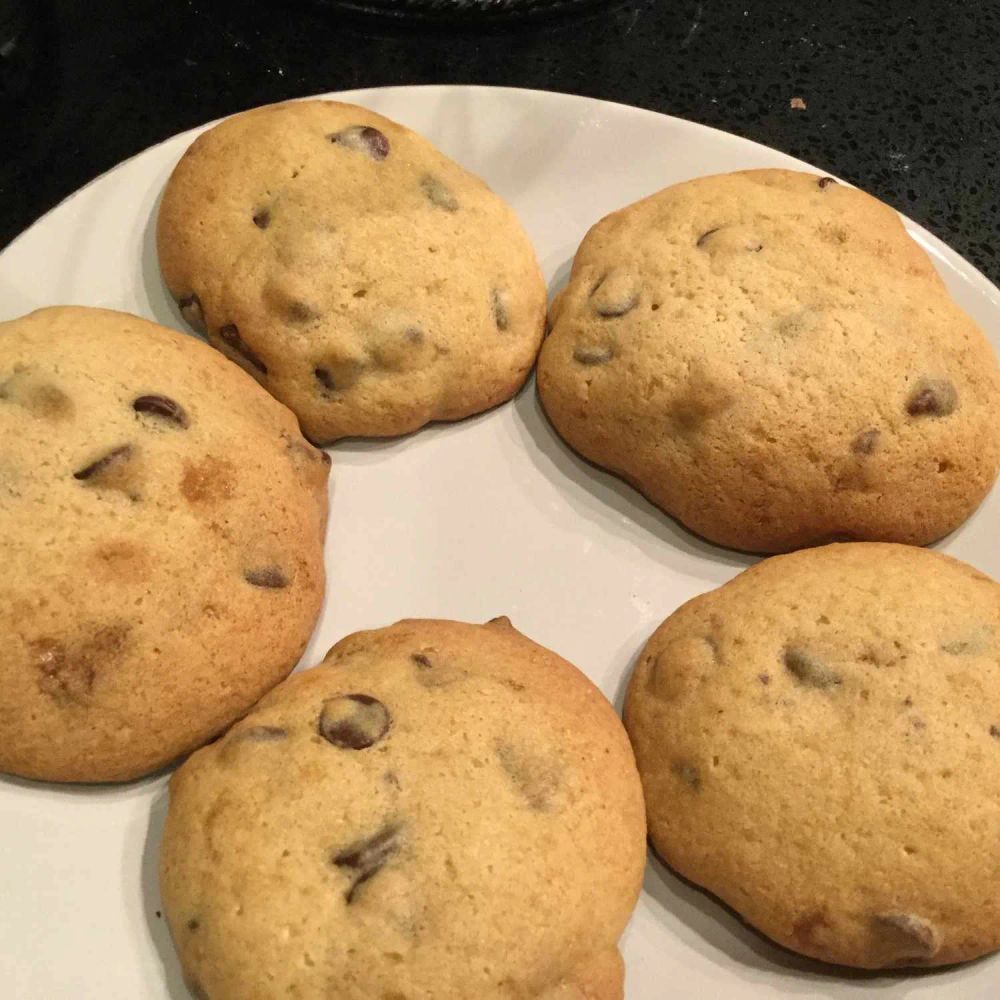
0 306 329 782
161 617 645 999
157 100 546 444
625 542 1000 968
537 169 1000 552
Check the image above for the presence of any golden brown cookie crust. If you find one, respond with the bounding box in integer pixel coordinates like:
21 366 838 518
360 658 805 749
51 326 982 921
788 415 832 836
538 169 1000 553
625 542 1000 968
158 100 547 443
162 617 645 999
0 307 328 782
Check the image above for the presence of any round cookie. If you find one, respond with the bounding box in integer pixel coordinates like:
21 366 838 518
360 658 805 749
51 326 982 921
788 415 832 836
537 169 1000 553
0 307 329 782
624 542 1000 968
157 99 547 444
161 617 646 999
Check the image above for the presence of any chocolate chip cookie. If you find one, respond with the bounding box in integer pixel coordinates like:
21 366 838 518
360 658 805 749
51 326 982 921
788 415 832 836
537 169 1000 552
157 100 546 443
0 307 329 782
624 542 1000 968
161 617 645 998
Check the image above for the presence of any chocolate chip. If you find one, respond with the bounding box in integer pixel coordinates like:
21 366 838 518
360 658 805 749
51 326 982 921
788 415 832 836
331 822 402 903
818 176 837 189
314 367 337 393
573 344 614 365
133 395 189 428
252 209 270 229
990 725 1000 739
672 760 701 790
905 379 957 417
186 977 210 1000
492 289 510 332
178 293 206 334
0 371 74 420
235 725 288 742
420 174 459 212
319 694 391 750
73 444 133 481
244 566 289 589
286 301 316 324
758 673 771 685
495 742 561 810
330 125 390 160
696 227 721 248
187 918 200 932
783 647 842 689
218 324 268 375
871 913 939 961
594 294 638 318
411 653 433 669
851 428 880 455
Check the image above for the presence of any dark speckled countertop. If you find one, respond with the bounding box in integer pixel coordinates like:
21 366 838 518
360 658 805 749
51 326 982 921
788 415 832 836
2 0 998 281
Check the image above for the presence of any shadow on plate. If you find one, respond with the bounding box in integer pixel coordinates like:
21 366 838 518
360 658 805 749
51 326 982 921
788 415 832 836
642 849 982 993
509 370 755 580
139 188 192 334
143 786 195 1000
505 258 756 583
0 762 175 800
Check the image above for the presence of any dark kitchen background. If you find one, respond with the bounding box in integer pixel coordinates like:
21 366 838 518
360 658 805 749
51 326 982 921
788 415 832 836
1 0 998 282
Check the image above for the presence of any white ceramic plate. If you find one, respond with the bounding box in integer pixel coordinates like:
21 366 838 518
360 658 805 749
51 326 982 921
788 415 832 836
2 85 998 999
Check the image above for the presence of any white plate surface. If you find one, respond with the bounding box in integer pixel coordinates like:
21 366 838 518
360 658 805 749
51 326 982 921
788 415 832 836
1 85 999 999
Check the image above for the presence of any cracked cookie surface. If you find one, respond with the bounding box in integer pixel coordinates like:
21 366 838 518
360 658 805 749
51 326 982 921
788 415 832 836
161 617 645 999
624 542 1000 968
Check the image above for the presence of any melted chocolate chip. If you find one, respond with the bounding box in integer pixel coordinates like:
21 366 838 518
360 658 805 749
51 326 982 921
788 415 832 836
218 324 268 375
990 725 1000 739
252 209 271 229
696 227 721 248
573 344 615 365
133 395 188 428
818 176 837 189
411 653 433 669
420 174 459 212
178 293 206 334
187 918 200 932
73 444 133 481
235 725 288 742
492 289 510 331
330 125 390 160
319 694 391 750
331 823 402 903
672 761 701 790
905 379 957 417
851 428 880 455
783 647 842 689
244 566 289 589
314 367 337 392
871 913 939 961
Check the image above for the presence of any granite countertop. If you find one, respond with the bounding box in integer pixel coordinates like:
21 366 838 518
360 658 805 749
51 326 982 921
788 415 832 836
1 0 997 282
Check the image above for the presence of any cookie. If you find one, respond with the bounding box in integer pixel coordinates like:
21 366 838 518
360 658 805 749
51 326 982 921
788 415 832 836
161 617 645 999
0 307 329 782
624 542 1000 968
157 99 547 444
537 169 1000 552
